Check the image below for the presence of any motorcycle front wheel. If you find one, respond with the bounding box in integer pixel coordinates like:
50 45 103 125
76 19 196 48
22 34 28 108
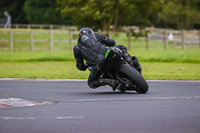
119 64 149 93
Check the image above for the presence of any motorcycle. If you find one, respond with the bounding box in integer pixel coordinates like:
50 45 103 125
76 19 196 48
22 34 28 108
102 47 149 93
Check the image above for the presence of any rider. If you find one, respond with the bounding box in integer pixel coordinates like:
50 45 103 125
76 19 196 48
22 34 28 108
73 27 142 89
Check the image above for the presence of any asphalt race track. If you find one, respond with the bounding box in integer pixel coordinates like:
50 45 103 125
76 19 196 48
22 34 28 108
0 79 200 133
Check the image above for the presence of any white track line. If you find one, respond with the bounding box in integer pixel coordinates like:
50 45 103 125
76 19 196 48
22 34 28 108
0 116 83 120
148 80 200 83
0 117 35 120
63 96 200 102
55 116 83 120
0 78 200 82
0 78 86 81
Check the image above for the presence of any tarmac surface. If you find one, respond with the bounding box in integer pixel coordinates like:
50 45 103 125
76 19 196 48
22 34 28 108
0 79 200 133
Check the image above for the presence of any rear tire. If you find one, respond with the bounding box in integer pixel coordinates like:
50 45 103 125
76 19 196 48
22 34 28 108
119 64 149 93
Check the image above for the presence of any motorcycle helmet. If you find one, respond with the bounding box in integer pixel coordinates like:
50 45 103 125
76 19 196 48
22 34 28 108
79 27 94 36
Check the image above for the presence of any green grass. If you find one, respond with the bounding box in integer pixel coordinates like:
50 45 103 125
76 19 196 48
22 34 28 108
0 29 200 80
0 48 199 63
0 51 74 62
0 62 199 80
0 48 199 80
130 48 200 63
0 62 87 79
143 62 200 80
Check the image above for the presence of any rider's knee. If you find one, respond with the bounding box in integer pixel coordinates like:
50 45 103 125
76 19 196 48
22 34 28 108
88 80 97 89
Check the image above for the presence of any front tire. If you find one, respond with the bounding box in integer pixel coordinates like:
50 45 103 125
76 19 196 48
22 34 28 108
119 64 149 93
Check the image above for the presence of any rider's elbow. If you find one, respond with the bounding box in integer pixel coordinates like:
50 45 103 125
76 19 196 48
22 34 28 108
77 65 87 71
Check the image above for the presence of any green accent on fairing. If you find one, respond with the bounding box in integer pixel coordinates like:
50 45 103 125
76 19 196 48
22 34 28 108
105 46 111 59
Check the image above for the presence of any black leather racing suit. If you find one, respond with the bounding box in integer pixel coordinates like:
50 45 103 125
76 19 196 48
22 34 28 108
73 33 116 87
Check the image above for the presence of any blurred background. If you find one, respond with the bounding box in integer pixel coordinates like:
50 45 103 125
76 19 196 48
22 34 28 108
1 0 200 29
1 0 200 51
0 0 199 80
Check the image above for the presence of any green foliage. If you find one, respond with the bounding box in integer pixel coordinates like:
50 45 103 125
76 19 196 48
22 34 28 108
2 0 200 30
23 0 70 24
56 0 160 31
0 0 27 23
158 0 200 29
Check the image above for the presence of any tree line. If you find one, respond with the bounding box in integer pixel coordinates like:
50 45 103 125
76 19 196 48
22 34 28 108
1 0 200 31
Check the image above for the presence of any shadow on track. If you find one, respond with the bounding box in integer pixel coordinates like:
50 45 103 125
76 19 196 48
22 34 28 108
83 91 138 95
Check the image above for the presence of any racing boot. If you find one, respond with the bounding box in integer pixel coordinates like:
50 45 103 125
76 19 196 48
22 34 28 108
99 79 120 91
124 54 142 74
131 56 142 74
90 79 120 91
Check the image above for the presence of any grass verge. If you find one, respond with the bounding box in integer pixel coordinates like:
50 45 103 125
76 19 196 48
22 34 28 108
0 62 199 80
0 48 200 63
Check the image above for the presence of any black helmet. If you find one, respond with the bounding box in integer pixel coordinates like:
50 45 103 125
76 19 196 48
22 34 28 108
79 27 94 36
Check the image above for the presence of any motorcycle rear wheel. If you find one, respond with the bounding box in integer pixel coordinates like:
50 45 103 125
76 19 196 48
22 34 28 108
119 64 149 93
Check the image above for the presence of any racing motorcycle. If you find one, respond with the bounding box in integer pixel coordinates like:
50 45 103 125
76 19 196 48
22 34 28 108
102 47 149 93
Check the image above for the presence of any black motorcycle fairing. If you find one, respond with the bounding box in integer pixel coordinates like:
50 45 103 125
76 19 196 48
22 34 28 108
102 48 149 93
104 47 124 72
